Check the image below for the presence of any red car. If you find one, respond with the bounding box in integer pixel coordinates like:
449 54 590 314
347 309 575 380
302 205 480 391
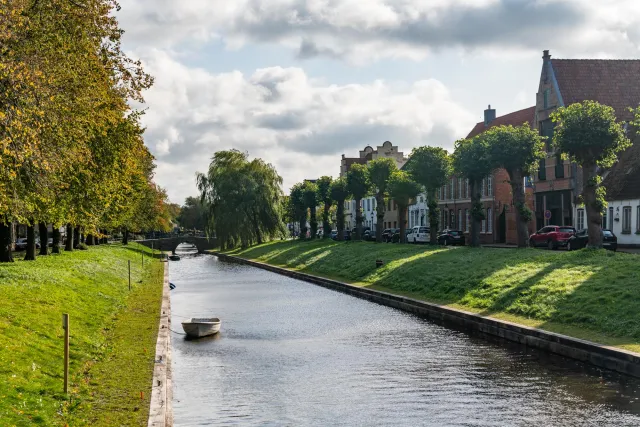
529 225 576 250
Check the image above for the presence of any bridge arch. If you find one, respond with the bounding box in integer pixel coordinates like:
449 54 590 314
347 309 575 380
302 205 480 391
136 236 218 255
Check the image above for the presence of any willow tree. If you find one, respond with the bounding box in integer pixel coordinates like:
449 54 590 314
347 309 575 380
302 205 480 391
388 171 421 243
316 176 333 238
551 101 631 248
346 164 370 240
368 158 397 242
302 181 319 238
405 147 451 244
330 178 349 241
485 124 546 247
452 136 493 247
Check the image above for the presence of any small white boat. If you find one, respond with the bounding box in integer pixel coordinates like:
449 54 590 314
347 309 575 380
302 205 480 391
181 317 221 338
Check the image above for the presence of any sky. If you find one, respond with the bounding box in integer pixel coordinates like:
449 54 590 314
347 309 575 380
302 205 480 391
117 0 640 204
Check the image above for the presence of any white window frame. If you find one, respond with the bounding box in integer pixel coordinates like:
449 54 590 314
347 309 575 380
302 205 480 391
450 178 455 199
481 178 486 197
458 179 462 200
465 179 469 198
481 209 486 233
577 208 585 230
487 176 493 197
623 206 632 233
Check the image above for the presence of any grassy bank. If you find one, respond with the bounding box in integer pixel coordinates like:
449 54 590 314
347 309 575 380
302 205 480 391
0 244 163 426
228 240 640 353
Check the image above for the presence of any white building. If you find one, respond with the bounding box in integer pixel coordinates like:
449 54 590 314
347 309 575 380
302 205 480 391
408 193 428 229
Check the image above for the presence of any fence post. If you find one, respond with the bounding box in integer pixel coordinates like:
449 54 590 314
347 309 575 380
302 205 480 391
128 260 131 291
62 314 69 394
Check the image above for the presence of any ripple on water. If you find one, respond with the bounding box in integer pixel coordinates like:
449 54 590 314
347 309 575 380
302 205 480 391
169 255 640 427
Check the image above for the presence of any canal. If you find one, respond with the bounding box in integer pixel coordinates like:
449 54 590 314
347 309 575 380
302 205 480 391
169 250 640 426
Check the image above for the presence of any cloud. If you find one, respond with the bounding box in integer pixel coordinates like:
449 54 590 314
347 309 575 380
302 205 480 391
136 50 475 201
118 0 640 63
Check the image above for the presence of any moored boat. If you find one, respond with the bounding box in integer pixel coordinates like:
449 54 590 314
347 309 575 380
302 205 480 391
169 254 180 261
181 317 221 338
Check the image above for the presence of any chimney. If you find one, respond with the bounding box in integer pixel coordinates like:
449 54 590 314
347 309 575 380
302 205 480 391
542 49 551 61
484 105 496 127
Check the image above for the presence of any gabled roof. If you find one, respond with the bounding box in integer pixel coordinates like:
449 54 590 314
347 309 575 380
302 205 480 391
466 106 535 139
551 59 640 121
602 133 640 200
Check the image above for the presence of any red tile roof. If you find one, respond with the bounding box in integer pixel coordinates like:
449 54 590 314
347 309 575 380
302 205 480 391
466 106 535 139
552 59 640 121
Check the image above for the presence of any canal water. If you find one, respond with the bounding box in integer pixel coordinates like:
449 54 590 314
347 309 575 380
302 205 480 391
169 249 640 426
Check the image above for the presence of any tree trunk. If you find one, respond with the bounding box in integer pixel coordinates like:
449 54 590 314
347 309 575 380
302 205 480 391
299 214 307 240
25 223 36 261
398 205 408 243
73 226 80 248
355 198 363 240
508 169 530 248
470 180 482 248
122 228 129 245
583 163 604 249
86 234 94 245
65 224 74 251
38 222 49 256
323 202 331 238
252 214 263 245
0 221 14 262
95 230 101 245
427 190 439 244
376 193 385 243
52 227 61 254
309 206 317 238
336 200 345 241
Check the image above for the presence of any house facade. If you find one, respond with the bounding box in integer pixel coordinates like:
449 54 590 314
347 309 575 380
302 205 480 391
438 105 537 245
408 193 428 229
532 50 640 239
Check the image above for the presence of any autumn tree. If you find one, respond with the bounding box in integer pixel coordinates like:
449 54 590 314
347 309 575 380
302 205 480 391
330 178 349 242
405 147 451 244
485 124 546 247
388 171 421 243
551 101 631 248
368 158 397 242
316 176 333 238
346 164 371 240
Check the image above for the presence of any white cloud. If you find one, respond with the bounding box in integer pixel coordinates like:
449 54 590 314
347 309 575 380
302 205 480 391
137 50 475 202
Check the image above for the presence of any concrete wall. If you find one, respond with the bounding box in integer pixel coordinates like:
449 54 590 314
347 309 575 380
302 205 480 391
215 253 640 378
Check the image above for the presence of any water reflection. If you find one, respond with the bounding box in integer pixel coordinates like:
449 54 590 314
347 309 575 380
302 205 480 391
170 255 640 426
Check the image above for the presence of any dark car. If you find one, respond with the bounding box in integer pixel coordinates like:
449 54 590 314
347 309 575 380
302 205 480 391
363 230 375 241
390 228 412 243
382 228 397 243
438 229 466 246
529 225 576 250
567 229 617 251
331 230 352 241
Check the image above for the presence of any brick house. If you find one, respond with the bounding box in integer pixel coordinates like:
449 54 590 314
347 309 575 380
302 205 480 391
533 50 640 231
438 105 536 245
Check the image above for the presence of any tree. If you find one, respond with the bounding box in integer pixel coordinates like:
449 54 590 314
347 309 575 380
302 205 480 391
452 136 493 247
388 171 421 243
551 101 631 248
368 158 397 242
405 147 451 244
485 124 546 247
302 181 319 238
316 176 333 238
330 178 349 242
346 164 370 240
289 183 307 240
177 197 207 231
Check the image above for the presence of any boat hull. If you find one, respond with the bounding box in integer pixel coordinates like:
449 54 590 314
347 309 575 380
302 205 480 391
181 318 221 338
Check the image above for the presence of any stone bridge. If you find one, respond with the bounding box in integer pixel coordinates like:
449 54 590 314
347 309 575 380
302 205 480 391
136 236 218 254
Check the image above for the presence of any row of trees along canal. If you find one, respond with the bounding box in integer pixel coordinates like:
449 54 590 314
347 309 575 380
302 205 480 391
0 1 174 262
286 101 636 249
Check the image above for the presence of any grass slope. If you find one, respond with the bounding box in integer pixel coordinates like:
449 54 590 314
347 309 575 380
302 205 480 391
0 244 163 426
229 240 640 352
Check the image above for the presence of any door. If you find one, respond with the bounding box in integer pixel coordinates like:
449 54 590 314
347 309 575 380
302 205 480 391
533 227 549 246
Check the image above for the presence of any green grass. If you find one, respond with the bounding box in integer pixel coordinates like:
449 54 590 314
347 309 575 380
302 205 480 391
0 244 163 426
227 240 640 353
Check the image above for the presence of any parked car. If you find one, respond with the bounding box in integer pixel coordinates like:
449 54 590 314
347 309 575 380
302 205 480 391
567 229 617 251
409 226 430 244
529 225 576 250
363 230 374 241
391 228 412 243
330 230 338 240
438 229 466 246
15 238 40 250
382 228 397 243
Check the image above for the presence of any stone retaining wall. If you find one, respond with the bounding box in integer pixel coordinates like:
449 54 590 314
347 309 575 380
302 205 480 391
215 252 640 378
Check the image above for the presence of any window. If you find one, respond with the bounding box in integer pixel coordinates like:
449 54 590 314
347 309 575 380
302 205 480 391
419 196 424 203
538 158 546 180
481 178 486 197
602 209 607 229
367 199 370 211
577 208 585 230
555 155 564 178
393 221 397 228
481 210 486 233
440 186 444 200
466 179 469 198
637 206 640 232
623 206 632 234
487 176 493 197
458 209 462 230
458 179 462 200
608 207 614 230
487 208 493 233
543 89 550 109
450 178 455 199
465 209 470 232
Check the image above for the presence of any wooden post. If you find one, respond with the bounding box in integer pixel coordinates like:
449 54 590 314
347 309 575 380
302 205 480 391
62 314 69 394
128 260 131 291
142 250 144 267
